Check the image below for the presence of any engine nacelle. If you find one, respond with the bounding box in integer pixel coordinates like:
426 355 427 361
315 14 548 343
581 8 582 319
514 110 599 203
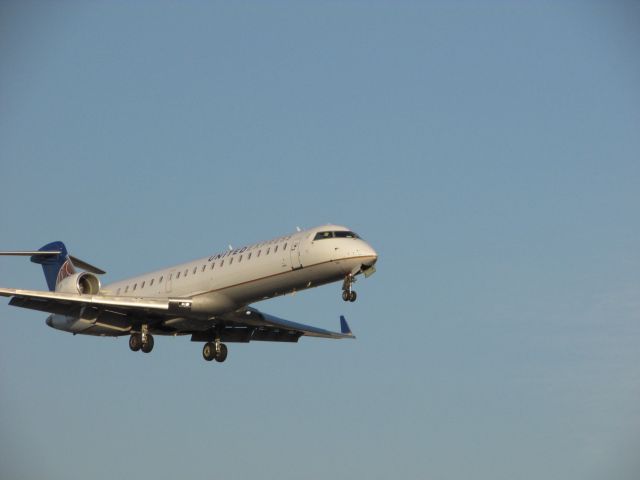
56 272 101 295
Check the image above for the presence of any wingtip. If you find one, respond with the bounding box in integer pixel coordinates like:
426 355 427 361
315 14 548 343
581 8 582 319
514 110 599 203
340 315 354 337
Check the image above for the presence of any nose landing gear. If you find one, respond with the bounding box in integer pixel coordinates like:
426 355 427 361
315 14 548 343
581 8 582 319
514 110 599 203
342 274 357 302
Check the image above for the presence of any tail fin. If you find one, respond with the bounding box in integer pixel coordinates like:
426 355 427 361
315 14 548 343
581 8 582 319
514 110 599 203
1 242 106 292
30 242 75 291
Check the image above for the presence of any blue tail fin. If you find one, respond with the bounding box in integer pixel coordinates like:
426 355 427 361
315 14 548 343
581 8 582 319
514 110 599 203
340 315 353 336
30 241 75 291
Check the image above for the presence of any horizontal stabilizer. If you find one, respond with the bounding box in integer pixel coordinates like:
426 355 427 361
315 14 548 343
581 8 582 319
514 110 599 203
0 250 61 256
0 249 105 275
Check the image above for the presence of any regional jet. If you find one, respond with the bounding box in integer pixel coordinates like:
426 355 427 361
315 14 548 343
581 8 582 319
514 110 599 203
0 225 377 362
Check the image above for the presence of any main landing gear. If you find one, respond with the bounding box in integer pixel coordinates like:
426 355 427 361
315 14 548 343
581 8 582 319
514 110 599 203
202 339 228 363
342 274 357 302
129 326 154 354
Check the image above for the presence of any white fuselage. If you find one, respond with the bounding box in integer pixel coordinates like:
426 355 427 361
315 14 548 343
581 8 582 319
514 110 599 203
104 224 377 318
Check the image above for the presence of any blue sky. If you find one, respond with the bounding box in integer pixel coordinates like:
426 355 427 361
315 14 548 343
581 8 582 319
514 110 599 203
1 1 640 479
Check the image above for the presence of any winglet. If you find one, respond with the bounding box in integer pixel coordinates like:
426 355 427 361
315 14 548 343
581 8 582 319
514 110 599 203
340 315 353 336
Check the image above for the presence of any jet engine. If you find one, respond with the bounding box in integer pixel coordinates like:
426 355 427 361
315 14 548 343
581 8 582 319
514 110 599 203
56 272 101 295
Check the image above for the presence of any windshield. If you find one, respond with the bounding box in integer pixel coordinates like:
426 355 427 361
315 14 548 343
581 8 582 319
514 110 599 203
313 231 360 241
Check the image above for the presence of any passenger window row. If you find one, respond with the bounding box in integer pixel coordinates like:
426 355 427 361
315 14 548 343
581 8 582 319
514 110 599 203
116 239 292 295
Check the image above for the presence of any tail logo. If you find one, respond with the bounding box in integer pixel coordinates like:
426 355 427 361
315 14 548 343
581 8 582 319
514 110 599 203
56 258 76 286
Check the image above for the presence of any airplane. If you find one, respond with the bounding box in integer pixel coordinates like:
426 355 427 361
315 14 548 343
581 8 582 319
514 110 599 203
0 225 378 363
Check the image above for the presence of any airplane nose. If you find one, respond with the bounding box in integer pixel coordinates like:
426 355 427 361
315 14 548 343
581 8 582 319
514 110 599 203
362 244 378 267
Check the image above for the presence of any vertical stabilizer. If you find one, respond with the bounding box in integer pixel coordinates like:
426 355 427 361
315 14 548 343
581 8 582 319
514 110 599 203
30 242 75 291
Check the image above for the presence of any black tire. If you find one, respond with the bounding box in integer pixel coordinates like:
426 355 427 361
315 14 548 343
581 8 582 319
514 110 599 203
129 333 142 352
342 290 350 302
202 342 216 361
349 291 357 302
141 334 154 353
215 343 228 363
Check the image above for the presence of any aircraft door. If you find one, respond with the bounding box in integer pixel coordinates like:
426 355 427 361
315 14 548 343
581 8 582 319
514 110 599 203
290 238 302 270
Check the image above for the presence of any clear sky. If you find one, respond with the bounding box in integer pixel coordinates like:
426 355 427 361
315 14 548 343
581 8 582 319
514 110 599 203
1 1 640 479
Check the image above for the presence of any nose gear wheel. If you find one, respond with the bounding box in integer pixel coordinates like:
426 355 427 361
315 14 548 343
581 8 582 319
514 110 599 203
342 274 357 302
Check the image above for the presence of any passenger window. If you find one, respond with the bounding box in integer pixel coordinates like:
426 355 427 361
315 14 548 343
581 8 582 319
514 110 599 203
257 250 261 257
248 252 252 260
150 279 154 286
274 245 278 253
133 284 137 291
283 243 287 250
201 265 206 272
211 262 215 270
229 257 234 265
177 272 181 279
141 281 145 289
184 269 188 276
266 248 270 255
239 255 242 262
220 260 224 267
125 286 129 293
159 276 163 283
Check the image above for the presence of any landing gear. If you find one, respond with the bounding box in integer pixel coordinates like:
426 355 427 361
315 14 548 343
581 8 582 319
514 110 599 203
129 326 154 354
203 340 228 363
129 333 142 351
203 342 215 361
141 333 154 353
216 343 228 362
342 290 357 302
342 274 357 302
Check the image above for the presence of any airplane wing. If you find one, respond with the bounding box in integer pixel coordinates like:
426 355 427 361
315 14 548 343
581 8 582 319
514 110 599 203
0 288 185 316
259 312 355 339
221 307 355 339
0 287 354 342
175 306 355 343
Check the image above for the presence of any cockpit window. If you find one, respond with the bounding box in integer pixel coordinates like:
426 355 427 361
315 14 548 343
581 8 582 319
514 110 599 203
334 231 360 239
313 231 360 240
314 231 333 240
